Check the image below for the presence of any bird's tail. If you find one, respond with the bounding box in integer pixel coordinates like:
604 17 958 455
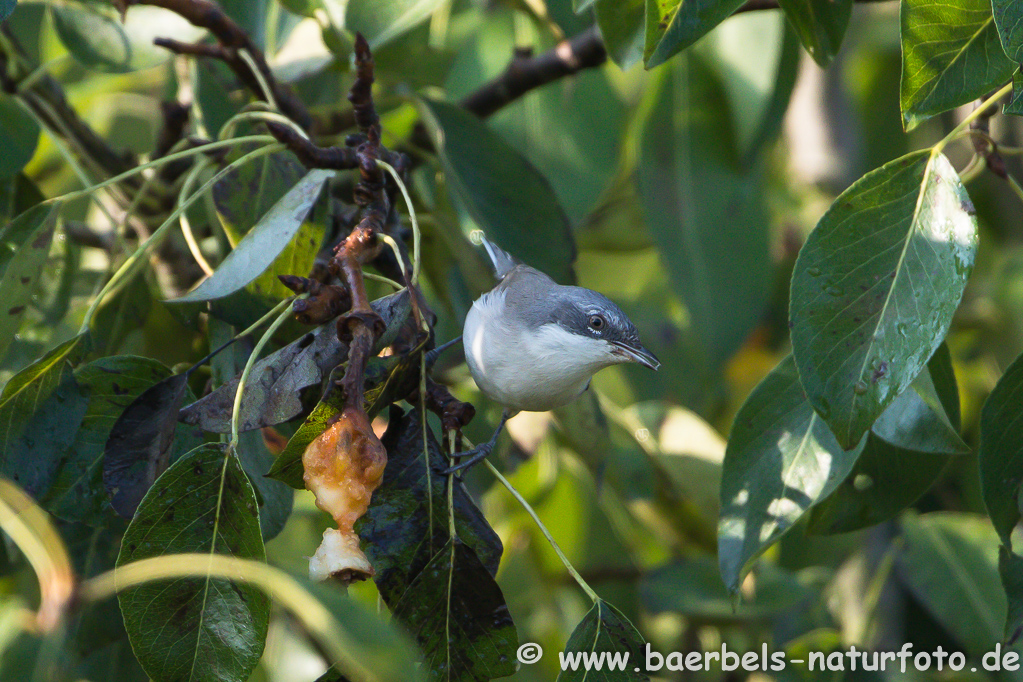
471 230 518 280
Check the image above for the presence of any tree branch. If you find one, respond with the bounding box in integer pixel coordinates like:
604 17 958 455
460 26 607 119
122 0 313 132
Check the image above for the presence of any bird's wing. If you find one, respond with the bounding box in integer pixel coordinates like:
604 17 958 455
478 234 520 280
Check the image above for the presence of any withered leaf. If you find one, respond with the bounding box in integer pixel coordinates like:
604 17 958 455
180 289 413 434
103 373 190 519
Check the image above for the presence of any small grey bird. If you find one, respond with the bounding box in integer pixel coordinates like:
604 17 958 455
446 235 660 473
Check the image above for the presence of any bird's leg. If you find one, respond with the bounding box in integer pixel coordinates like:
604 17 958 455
442 410 510 475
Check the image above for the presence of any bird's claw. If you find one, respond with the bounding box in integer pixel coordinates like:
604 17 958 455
442 444 493 475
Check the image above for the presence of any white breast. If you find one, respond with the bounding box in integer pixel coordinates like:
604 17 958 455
463 290 615 412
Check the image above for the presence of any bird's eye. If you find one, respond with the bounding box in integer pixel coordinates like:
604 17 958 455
588 315 605 330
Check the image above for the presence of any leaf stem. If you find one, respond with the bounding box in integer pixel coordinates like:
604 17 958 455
176 157 216 276
935 83 1014 156
0 480 74 632
483 459 599 603
78 143 286 333
230 297 296 448
80 553 376 682
56 135 277 206
362 271 404 289
376 160 420 285
218 109 307 141
238 49 278 112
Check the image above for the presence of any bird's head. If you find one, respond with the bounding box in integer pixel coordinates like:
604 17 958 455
546 287 661 371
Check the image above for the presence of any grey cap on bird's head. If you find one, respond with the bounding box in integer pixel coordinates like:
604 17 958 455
472 231 660 371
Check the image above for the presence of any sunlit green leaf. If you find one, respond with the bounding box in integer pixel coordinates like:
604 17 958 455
345 0 445 49
0 97 39 179
117 444 269 682
392 538 517 680
777 0 852 67
0 334 89 498
900 512 1004 656
557 599 646 681
900 0 1015 130
639 56 770 368
0 202 60 362
718 354 864 593
644 0 746 69
174 168 332 304
418 97 576 285
51 2 205 73
789 151 977 449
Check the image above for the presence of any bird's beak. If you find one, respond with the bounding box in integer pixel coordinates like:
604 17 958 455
612 341 661 371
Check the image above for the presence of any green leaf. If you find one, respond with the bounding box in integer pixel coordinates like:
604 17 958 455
0 334 90 498
42 356 182 525
999 547 1023 644
51 2 206 73
641 555 809 622
212 147 305 244
345 0 445 50
644 0 746 69
174 169 332 304
418 97 576 285
0 202 60 362
700 12 801 164
0 174 44 225
392 538 517 681
776 0 852 67
205 319 293 540
277 0 323 18
899 512 1004 656
869 343 967 455
356 408 504 605
978 348 1023 545
993 0 1023 62
900 0 1015 130
0 0 15 22
1008 69 1023 116
807 345 963 534
806 438 950 535
556 600 647 681
595 0 644 70
0 96 39 178
789 151 977 449
91 275 152 354
117 444 269 682
718 354 864 593
639 57 770 368
446 14 626 224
